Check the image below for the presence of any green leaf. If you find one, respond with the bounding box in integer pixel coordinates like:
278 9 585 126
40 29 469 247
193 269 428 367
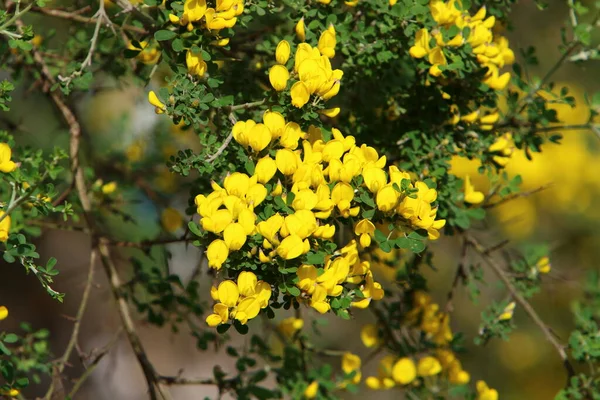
154 30 177 41
3 333 18 344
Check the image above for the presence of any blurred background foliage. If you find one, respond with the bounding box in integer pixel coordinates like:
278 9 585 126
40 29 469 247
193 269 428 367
2 0 600 399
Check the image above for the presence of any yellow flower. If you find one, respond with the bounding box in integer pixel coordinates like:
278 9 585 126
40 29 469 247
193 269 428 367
360 324 380 348
341 352 362 384
409 29 431 59
275 40 291 65
376 184 399 212
392 357 416 385
417 356 442 376
365 355 396 390
0 143 17 173
291 81 311 108
464 175 484 204
296 18 306 42
207 239 229 269
278 317 304 337
223 223 247 250
276 235 306 259
255 156 277 184
0 306 7 320
0 211 12 242
186 49 207 77
304 381 318 398
318 25 336 58
354 219 375 248
101 181 117 195
498 301 516 321
275 149 299 175
362 166 386 194
319 107 340 118
536 256 551 274
269 65 290 91
148 90 166 114
128 40 160 64
247 123 272 152
476 380 499 400
161 207 183 233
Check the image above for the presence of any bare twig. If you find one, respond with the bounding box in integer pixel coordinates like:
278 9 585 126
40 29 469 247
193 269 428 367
22 14 172 400
30 6 147 34
67 329 123 399
466 235 575 378
44 249 96 399
445 237 468 313
483 184 553 209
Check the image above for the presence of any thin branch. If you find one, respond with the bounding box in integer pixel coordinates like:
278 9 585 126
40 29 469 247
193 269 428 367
44 250 96 400
67 329 123 399
57 0 112 87
483 183 553 209
445 237 468 313
466 235 575 378
158 376 218 386
23 16 172 400
30 6 147 34
106 236 193 248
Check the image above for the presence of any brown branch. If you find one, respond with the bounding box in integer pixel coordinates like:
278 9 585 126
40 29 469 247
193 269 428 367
445 236 468 313
44 250 96 400
158 376 218 386
466 235 575 378
21 16 172 400
106 236 193 248
483 184 553 209
30 6 147 34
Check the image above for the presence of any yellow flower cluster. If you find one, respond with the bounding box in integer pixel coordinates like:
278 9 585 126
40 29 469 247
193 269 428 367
169 0 244 32
269 27 342 109
205 271 271 326
409 1 514 89
0 306 19 398
197 107 445 319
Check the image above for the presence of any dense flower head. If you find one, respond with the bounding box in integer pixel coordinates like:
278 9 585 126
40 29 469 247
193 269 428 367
269 28 343 108
205 271 271 326
409 1 514 89
169 0 244 32
196 110 445 323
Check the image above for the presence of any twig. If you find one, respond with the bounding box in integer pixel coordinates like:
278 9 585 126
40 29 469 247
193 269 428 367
30 6 147 34
44 249 96 399
466 235 575 378
158 376 217 385
106 236 193 248
67 328 123 399
23 16 172 400
57 0 112 87
483 183 553 209
445 237 468 313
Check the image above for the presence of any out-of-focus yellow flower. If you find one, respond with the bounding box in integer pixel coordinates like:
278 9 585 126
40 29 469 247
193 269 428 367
0 306 8 320
477 380 499 400
278 317 304 338
360 324 380 348
392 357 416 385
161 207 183 233
464 175 484 204
536 256 551 274
101 182 117 195
341 352 362 384
304 381 318 398
417 356 442 376
498 301 516 321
